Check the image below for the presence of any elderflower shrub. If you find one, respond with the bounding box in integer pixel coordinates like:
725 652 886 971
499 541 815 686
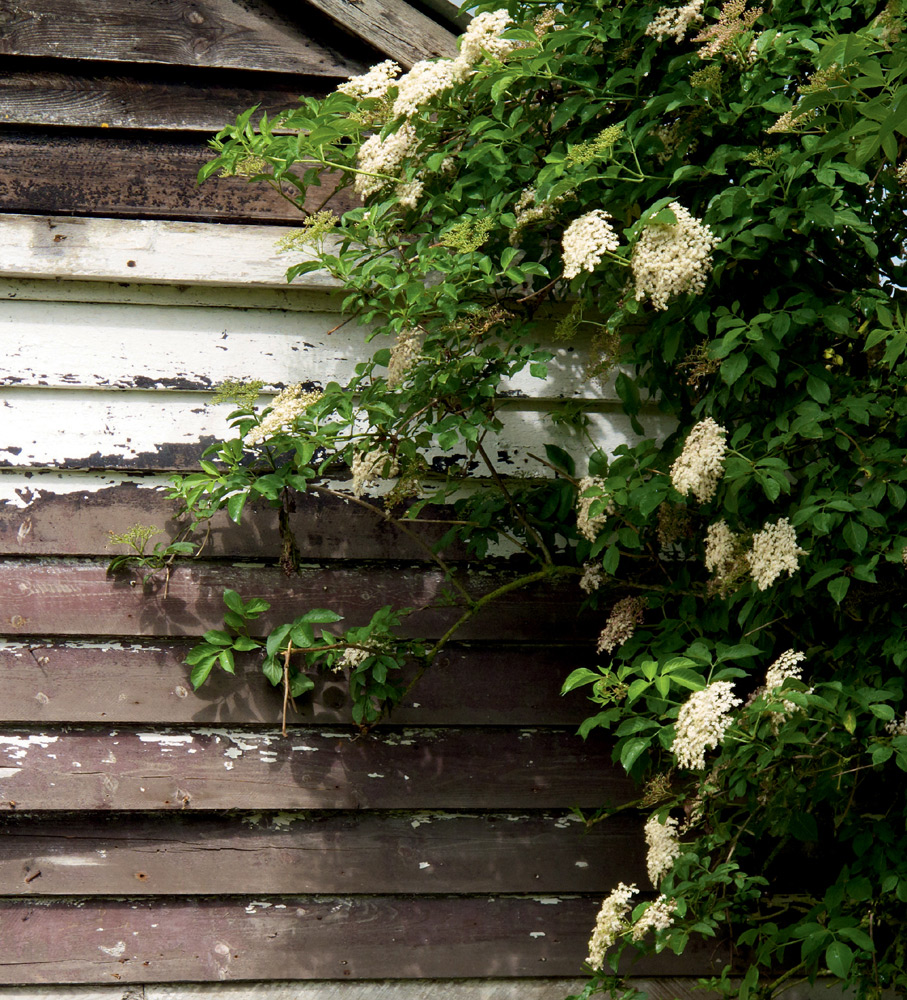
128 0 907 995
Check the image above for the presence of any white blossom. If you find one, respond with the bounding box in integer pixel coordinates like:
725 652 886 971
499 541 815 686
335 647 371 671
763 649 807 720
746 517 806 591
392 58 467 117
352 449 400 497
630 895 677 941
586 883 638 967
672 681 742 770
576 476 613 542
670 418 728 502
597 596 646 654
458 10 517 64
580 562 606 594
704 520 737 574
355 124 418 199
387 328 425 388
562 210 620 279
395 178 425 209
631 202 718 310
338 59 402 99
645 0 705 42
886 713 907 737
644 813 681 887
245 385 322 447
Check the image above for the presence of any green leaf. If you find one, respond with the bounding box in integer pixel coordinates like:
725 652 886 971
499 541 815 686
223 589 244 614
203 630 233 647
217 648 235 674
619 737 650 772
825 941 854 979
190 659 215 689
227 492 247 524
545 444 576 478
561 668 603 694
300 609 344 624
289 673 315 698
828 576 850 604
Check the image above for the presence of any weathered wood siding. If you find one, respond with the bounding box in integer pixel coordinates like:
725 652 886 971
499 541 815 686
0 210 704 991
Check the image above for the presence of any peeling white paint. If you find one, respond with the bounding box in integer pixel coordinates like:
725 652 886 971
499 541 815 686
419 862 431 870
292 745 320 752
224 762 234 770
0 767 22 779
530 932 546 938
367 773 385 779
0 734 58 749
98 941 126 958
533 897 562 905
137 733 194 746
574 861 589 868
48 855 103 867
244 901 273 913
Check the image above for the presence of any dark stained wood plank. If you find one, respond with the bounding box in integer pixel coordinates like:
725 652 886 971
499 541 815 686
300 0 459 67
0 484 464 560
0 642 595 726
0 133 354 224
0 0 371 76
0 896 716 983
0 561 599 642
0 725 629 810
0 811 645 895
0 70 330 131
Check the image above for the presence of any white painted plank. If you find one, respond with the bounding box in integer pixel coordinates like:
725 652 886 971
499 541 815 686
0 215 336 289
0 278 344 314
0 389 667 472
0 298 619 400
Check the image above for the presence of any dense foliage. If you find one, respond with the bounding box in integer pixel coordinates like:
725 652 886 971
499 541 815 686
114 0 907 995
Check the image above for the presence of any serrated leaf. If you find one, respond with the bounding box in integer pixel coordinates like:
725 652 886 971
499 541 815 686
619 736 650 772
300 609 344 624
825 941 854 979
190 659 215 689
223 589 244 614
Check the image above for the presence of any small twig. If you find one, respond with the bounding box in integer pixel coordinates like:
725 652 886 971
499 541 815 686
515 277 559 303
282 640 293 737
24 870 41 884
324 313 359 337
527 451 580 487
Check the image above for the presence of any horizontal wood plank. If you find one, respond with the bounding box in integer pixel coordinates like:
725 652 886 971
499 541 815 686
0 70 331 131
0 145 352 226
0 0 370 75
0 387 649 471
0 560 601 641
0 981 729 1000
0 480 463 560
0 294 618 400
0 811 644 895
0 641 594 726
0 725 627 811
0 896 714 983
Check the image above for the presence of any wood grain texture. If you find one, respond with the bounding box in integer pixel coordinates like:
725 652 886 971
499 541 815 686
0 144 353 226
0 641 593 726
0 481 462 560
0 559 600 641
0 386 651 471
0 896 716 984
0 0 370 75
0 294 617 401
0 70 330 131
300 0 459 67
0 811 644 895
0 725 626 810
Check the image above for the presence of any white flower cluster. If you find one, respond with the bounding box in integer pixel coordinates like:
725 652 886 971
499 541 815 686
586 883 638 967
763 649 807 720
630 895 677 941
597 596 647 654
897 161 907 187
580 562 606 594
704 519 737 574
672 680 742 770
746 517 807 591
387 328 425 388
459 9 517 63
335 647 371 671
562 210 620 279
576 476 613 541
338 59 402 100
352 448 400 497
670 418 728 502
645 0 705 42
355 123 418 199
886 713 907 737
644 813 681 886
631 202 718 310
392 57 467 117
245 385 322 447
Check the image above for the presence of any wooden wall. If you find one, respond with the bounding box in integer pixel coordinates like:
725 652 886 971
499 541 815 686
0 216 705 993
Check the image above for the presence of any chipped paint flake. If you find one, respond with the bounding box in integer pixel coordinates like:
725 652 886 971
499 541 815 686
367 773 385 778
98 941 126 958
0 734 59 749
0 767 22 779
419 862 431 869
137 733 194 746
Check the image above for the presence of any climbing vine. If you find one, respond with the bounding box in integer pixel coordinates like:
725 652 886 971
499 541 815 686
110 0 907 995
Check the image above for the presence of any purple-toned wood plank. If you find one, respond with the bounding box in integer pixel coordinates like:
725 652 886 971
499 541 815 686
0 485 462 560
0 897 717 983
0 642 594 726
0 726 630 811
0 811 646 895
0 561 599 641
